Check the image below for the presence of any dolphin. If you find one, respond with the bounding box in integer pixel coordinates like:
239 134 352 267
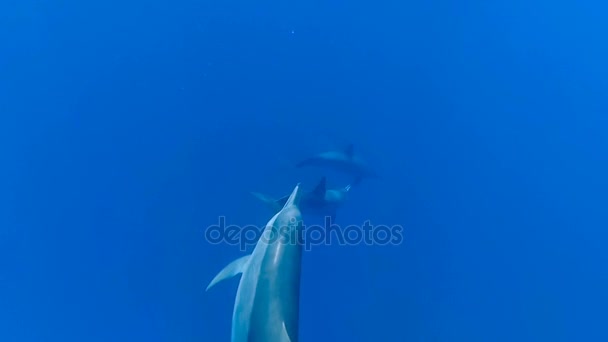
207 183 304 342
251 177 353 222
295 144 377 183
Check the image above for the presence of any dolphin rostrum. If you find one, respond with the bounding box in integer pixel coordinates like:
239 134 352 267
251 177 353 222
207 183 304 342
295 144 377 183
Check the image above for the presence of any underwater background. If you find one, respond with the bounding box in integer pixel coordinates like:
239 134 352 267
2 0 607 341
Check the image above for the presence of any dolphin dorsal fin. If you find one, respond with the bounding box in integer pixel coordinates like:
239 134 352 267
312 177 327 197
344 144 354 158
206 255 250 291
282 183 302 209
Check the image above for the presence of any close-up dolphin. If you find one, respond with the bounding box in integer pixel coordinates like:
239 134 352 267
207 183 304 342
295 144 378 183
251 176 353 222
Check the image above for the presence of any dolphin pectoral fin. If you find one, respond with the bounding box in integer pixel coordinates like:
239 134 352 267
251 192 283 212
275 194 290 208
206 255 250 291
251 191 275 203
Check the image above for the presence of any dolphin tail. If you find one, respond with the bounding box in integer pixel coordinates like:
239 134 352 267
206 255 250 291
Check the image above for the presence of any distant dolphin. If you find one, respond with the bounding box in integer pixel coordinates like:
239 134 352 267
296 144 377 183
207 184 304 342
251 177 353 222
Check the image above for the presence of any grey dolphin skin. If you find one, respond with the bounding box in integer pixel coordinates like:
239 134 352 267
251 177 352 222
295 144 378 183
207 184 304 342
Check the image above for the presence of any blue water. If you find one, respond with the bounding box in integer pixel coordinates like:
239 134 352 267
2 0 607 341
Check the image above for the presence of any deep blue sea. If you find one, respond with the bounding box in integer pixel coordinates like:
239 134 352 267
2 0 607 341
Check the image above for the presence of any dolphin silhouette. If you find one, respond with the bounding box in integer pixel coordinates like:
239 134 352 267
207 184 304 342
296 144 377 183
251 177 353 222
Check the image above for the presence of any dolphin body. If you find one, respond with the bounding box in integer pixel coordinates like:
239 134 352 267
207 184 304 342
295 144 378 183
251 177 352 222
